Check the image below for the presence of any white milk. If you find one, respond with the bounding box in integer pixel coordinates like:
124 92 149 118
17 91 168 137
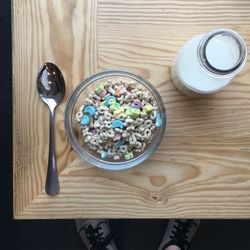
206 35 240 71
171 29 247 95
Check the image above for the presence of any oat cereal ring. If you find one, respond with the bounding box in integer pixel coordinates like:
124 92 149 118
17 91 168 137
143 129 152 139
113 155 120 160
126 126 135 133
114 128 124 133
144 119 153 128
98 107 108 114
104 112 112 120
139 127 145 132
134 133 143 140
120 145 128 153
81 126 89 132
100 132 108 140
75 111 83 122
85 98 94 105
136 118 144 125
107 129 115 138
105 121 112 129
84 136 92 143
129 134 137 145
83 132 92 137
135 141 142 149
98 139 104 144
122 131 129 138
94 121 101 128
150 110 157 120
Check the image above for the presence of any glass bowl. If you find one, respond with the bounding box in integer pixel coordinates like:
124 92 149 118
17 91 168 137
64 70 167 170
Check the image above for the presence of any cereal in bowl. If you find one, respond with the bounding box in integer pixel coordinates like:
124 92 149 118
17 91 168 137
75 79 163 160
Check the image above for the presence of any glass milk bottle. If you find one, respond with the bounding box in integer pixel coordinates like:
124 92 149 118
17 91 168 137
171 29 247 95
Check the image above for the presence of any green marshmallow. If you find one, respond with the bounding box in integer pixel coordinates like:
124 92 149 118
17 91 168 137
100 101 107 107
126 108 140 119
95 84 104 94
124 151 134 160
125 109 132 117
144 103 153 113
110 102 121 111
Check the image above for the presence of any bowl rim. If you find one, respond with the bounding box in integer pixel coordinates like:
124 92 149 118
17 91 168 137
64 69 167 170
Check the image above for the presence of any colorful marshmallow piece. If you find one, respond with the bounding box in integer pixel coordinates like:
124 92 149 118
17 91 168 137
95 100 101 106
143 103 153 113
115 140 125 149
127 108 141 119
100 151 109 159
131 99 142 109
84 105 96 116
115 90 121 97
100 101 107 107
155 113 162 128
108 87 116 95
124 151 134 160
98 89 107 98
113 108 125 117
113 132 122 142
119 86 127 94
112 119 124 129
95 84 104 94
110 102 121 111
125 109 132 117
80 115 90 126
105 96 117 105
109 99 116 106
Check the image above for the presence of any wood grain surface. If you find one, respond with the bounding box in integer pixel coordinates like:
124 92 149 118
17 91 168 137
13 0 250 219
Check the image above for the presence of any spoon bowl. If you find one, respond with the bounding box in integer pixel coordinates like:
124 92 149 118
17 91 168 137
37 63 65 107
37 62 65 195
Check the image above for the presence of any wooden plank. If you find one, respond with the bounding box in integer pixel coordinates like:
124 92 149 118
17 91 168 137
98 0 250 25
13 0 250 218
13 0 98 217
17 138 250 219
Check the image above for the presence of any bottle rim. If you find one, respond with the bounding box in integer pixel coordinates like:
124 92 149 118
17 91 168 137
197 29 247 76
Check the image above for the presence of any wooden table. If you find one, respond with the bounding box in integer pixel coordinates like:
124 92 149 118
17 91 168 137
13 0 250 219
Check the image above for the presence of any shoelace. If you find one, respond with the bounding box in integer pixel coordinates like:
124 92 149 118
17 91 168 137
83 221 113 250
169 220 193 250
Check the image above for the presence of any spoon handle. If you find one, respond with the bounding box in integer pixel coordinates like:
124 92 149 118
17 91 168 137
45 108 60 195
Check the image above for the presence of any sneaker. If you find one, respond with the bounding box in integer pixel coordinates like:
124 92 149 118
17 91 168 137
158 219 200 250
75 219 118 250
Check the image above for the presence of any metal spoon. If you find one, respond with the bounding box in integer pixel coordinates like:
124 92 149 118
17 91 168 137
37 62 65 195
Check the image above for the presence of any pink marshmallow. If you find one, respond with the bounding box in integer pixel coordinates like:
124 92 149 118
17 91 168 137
98 89 107 98
113 132 122 141
95 100 101 106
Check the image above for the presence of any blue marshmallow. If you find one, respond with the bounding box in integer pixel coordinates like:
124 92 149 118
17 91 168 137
155 113 162 128
105 96 116 106
115 140 125 149
101 151 108 158
112 119 124 129
80 115 90 126
84 105 96 116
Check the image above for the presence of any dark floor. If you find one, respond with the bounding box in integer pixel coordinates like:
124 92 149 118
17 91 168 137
1 0 250 250
2 217 250 250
